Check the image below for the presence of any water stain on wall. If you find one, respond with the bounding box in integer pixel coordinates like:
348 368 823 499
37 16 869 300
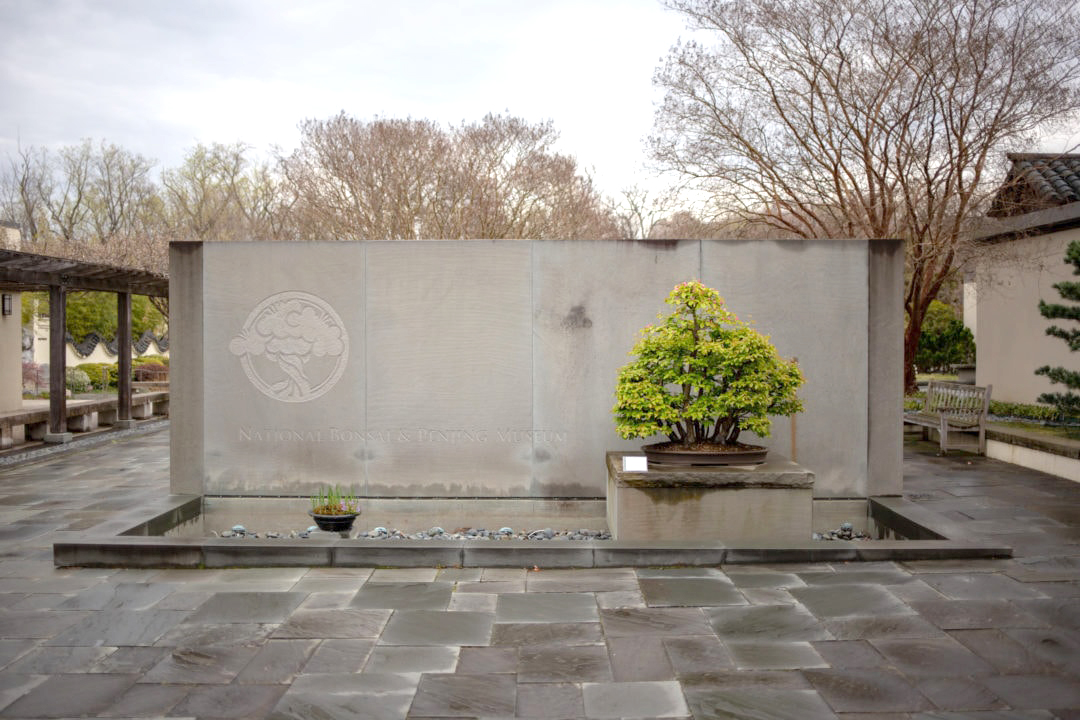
561 305 593 330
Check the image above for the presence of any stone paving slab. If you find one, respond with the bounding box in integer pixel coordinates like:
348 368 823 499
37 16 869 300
410 672 517 716
518 644 613 683
704 603 832 641
682 685 838 720
582 679 690 718
495 591 599 623
491 621 603 647
515 681 585 717
606 635 676 681
639 577 747 607
379 609 493 646
0 430 1074 717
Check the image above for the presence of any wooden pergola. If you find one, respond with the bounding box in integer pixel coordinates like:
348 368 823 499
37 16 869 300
0 249 168 441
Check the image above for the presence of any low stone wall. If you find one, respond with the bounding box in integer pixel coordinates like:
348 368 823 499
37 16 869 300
986 425 1080 483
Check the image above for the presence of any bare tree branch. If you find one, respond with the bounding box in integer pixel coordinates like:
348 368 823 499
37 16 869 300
653 0 1080 389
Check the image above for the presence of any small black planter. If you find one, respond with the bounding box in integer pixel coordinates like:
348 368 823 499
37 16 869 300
308 510 359 533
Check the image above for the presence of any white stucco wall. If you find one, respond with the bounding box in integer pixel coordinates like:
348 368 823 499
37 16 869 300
28 315 168 367
0 292 21 412
975 226 1080 404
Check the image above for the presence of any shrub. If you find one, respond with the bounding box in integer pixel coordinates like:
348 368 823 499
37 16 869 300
134 362 168 382
76 363 114 391
904 393 925 412
914 300 975 373
989 400 1069 423
1035 239 1080 418
65 367 92 394
22 362 46 394
133 354 169 367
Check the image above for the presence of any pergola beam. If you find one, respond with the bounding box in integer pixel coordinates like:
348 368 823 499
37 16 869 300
0 249 168 298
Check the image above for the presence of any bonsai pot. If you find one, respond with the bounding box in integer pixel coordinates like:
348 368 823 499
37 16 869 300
641 441 768 466
308 510 359 533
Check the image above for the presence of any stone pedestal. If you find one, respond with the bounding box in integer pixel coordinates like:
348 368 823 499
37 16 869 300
67 413 97 432
606 451 814 543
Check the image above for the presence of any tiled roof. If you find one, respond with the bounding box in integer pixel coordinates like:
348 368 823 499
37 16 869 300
988 153 1080 217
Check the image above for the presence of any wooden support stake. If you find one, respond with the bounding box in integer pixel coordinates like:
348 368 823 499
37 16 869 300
790 357 798 462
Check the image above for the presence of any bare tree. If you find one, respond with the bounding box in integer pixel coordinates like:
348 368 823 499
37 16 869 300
0 143 51 246
160 141 298 243
46 139 94 243
610 185 679 239
87 141 157 245
653 0 1080 390
160 142 246 242
281 113 617 241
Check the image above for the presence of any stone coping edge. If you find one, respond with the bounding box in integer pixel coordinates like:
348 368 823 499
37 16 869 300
986 424 1080 460
52 494 1012 568
53 537 1012 568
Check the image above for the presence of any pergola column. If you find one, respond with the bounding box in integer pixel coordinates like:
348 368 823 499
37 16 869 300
45 284 71 443
116 291 135 428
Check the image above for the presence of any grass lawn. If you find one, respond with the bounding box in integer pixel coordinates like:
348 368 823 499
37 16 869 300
992 419 1080 442
916 373 959 384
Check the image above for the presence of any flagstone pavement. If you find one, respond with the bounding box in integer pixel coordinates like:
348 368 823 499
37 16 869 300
0 427 1075 719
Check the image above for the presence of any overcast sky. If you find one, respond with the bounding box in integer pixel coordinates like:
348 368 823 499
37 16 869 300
0 0 690 196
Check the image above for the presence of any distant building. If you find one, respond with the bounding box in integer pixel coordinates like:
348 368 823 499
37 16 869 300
0 221 19 252
0 222 20 412
972 153 1080 404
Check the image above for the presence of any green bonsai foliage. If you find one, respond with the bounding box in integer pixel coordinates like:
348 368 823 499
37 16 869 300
613 281 804 447
310 486 359 515
1035 239 1080 419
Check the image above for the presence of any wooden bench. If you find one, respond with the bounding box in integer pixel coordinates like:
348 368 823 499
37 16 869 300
904 381 991 454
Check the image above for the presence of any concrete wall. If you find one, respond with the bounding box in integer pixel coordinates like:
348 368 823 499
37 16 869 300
975 227 1079 404
0 292 21 412
171 238 903 500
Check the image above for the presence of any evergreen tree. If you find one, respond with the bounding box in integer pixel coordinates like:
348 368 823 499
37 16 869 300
1035 240 1080 418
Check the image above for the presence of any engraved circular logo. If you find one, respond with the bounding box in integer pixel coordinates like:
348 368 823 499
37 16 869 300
228 291 348 403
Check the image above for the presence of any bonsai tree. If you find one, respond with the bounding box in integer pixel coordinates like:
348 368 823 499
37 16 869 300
614 281 804 448
1035 240 1080 419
